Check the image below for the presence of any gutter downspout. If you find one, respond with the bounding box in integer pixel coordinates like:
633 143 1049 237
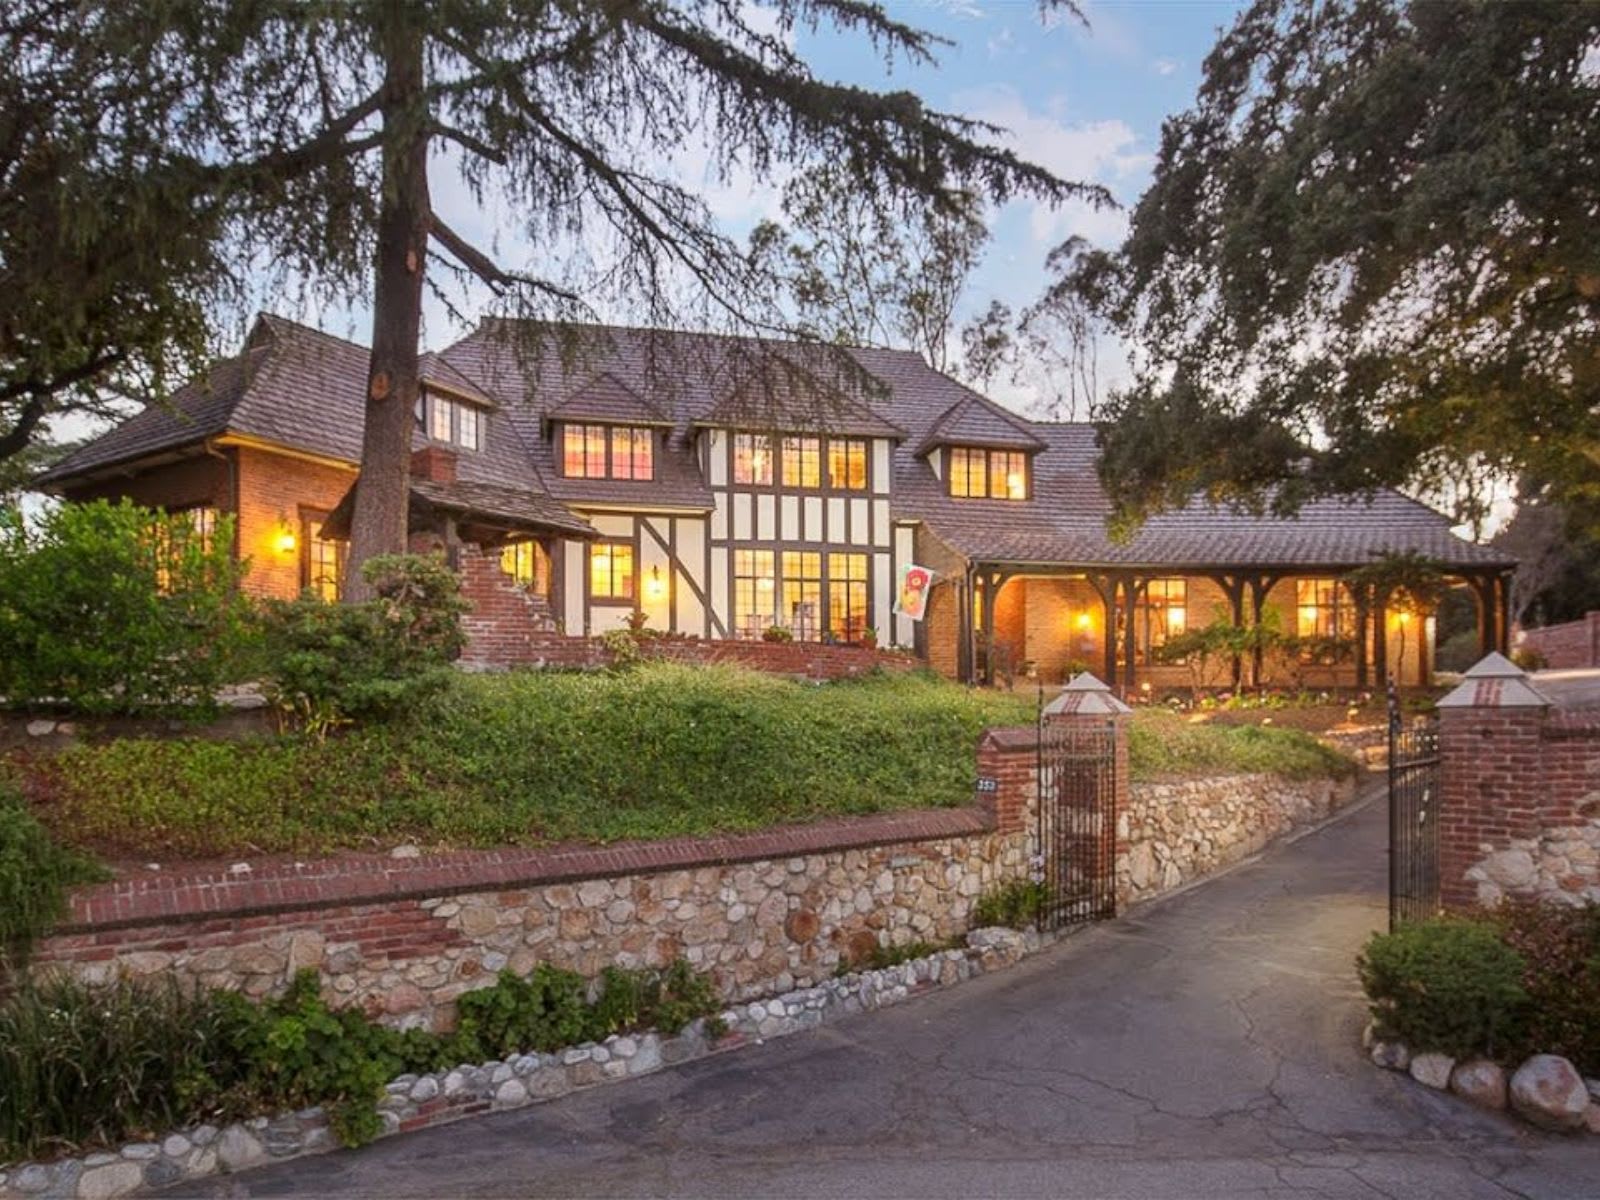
202 438 239 562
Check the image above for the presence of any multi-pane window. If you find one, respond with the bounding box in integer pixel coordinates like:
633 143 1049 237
1296 579 1355 640
610 426 654 480
302 512 345 602
781 436 821 488
562 424 608 478
423 395 483 450
590 541 635 600
827 438 868 491
827 553 869 642
781 551 822 641
733 432 774 485
733 549 777 638
151 507 219 592
1138 578 1187 663
499 541 548 592
949 447 1027 499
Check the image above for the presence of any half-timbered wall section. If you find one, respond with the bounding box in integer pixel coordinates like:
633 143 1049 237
559 510 713 637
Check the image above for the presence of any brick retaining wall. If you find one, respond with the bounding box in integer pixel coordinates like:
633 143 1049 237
1516 612 1600 669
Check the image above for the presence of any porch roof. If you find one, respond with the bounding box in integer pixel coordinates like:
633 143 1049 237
898 425 1514 574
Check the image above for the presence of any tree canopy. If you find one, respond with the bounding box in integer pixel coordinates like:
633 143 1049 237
1066 0 1600 532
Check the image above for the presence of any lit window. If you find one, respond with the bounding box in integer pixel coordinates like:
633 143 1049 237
950 447 1027 499
429 396 453 442
301 512 345 602
827 552 869 642
610 427 654 481
1296 579 1357 663
827 438 868 491
781 436 821 488
590 541 635 600
733 432 773 485
563 424 608 478
733 549 777 638
499 541 548 592
1137 578 1187 663
781 551 822 641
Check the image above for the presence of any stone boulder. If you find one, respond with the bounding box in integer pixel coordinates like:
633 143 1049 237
1408 1052 1454 1090
1509 1055 1590 1131
1449 1059 1508 1110
1369 1040 1410 1071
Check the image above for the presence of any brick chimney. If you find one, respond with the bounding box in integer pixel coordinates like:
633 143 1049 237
410 445 458 484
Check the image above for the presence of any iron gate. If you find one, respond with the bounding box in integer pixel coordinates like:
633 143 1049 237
1388 690 1441 930
1035 717 1118 930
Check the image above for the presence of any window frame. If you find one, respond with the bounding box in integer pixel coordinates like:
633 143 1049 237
1136 577 1188 664
299 508 346 603
779 549 823 641
733 548 778 639
1296 578 1356 661
732 432 775 486
781 435 822 489
589 540 636 603
826 551 870 642
499 540 548 593
827 438 869 492
423 393 486 452
948 446 1029 500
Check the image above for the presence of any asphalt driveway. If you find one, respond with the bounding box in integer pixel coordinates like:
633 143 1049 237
176 789 1598 1199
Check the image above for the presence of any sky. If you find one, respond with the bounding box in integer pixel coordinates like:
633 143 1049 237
296 0 1248 413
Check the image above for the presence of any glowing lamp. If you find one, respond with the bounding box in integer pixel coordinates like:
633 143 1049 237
645 565 666 601
1167 605 1186 630
1076 612 1092 631
275 526 297 555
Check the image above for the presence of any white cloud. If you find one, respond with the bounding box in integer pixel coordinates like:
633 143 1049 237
1151 57 1178 77
986 26 1015 58
953 84 1146 248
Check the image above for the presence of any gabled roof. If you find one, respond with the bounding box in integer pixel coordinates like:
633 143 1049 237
545 372 673 428
419 353 496 409
692 378 906 440
914 393 1045 456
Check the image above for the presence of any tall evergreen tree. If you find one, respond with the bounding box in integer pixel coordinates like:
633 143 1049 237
1059 0 1600 532
15 2 1091 594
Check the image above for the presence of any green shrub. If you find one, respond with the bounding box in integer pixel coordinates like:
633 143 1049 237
0 501 255 715
1358 918 1529 1059
259 553 466 735
972 879 1049 929
1129 711 1356 781
1493 901 1600 1074
0 975 264 1162
0 778 106 972
0 957 723 1162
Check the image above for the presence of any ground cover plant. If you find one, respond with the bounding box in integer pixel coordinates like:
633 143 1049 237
17 667 1354 861
0 961 722 1163
0 772 105 971
1358 905 1600 1075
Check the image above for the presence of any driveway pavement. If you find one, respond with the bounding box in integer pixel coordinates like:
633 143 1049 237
176 790 1598 1199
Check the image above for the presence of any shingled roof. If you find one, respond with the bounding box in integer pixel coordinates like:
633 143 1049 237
40 313 1510 575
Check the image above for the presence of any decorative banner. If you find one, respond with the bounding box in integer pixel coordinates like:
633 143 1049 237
894 563 935 621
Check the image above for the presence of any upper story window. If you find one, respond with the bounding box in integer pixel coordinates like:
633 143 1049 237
562 424 655 481
419 393 482 451
949 447 1027 500
827 438 868 491
733 432 774 485
782 436 820 488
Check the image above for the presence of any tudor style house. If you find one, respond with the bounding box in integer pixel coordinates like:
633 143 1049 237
37 314 1515 691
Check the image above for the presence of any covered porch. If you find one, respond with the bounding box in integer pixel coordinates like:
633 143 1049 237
942 562 1513 695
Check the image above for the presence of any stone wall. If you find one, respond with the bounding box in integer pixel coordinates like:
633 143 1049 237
34 810 1027 1032
1118 774 1358 906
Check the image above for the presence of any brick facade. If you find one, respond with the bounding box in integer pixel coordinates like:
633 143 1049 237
232 446 359 599
1517 611 1600 669
1439 698 1600 911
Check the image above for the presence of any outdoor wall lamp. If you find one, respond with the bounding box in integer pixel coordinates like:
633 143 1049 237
1076 611 1093 631
645 564 666 601
275 521 297 555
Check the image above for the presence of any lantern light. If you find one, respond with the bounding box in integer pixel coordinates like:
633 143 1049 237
275 524 297 555
645 564 666 601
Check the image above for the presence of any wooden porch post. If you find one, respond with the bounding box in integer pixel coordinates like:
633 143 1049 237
980 571 999 686
1086 572 1117 689
1372 588 1389 684
1350 582 1370 691
1121 574 1146 699
1495 571 1513 655
1221 575 1246 689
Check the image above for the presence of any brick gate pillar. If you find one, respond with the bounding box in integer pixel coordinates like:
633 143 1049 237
1042 672 1131 913
1436 652 1552 912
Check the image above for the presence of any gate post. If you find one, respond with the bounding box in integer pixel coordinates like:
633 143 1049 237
1435 653 1551 912
1041 673 1131 918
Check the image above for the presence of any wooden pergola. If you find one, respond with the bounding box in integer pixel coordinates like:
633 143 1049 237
957 560 1513 693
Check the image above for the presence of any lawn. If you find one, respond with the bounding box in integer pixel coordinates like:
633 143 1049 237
14 665 1353 862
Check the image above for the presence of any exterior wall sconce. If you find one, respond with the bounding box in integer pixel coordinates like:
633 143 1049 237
1076 611 1093 631
275 521 297 555
645 564 666 601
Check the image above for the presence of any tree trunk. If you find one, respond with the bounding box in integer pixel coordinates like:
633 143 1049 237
345 14 430 601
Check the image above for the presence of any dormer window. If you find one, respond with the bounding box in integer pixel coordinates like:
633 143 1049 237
561 423 655 481
418 393 482 451
950 447 1028 500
